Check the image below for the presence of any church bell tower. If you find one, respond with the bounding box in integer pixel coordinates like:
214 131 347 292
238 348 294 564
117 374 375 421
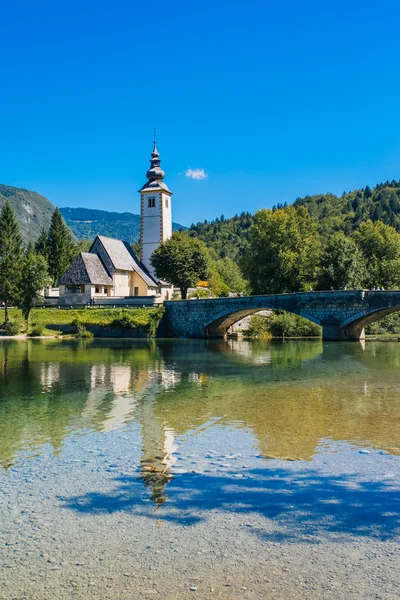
139 140 173 276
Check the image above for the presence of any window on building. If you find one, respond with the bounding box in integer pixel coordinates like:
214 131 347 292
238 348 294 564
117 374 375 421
66 285 83 294
148 197 156 208
134 287 139 296
95 287 100 294
165 197 169 208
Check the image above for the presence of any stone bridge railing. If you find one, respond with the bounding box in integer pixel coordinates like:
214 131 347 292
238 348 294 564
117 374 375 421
163 290 400 340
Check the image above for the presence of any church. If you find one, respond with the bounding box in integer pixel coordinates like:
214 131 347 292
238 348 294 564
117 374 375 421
57 142 174 305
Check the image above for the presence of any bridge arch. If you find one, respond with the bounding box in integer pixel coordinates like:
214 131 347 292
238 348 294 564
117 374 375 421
205 306 320 337
341 305 400 333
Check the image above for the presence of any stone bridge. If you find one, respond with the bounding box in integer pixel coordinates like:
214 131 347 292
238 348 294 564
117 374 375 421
163 290 400 340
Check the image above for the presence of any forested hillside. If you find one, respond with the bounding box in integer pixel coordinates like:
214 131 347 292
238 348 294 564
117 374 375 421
188 180 400 259
188 212 254 260
293 179 400 236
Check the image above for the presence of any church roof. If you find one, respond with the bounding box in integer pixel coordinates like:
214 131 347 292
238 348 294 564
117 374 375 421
138 180 172 193
59 252 113 286
95 235 159 288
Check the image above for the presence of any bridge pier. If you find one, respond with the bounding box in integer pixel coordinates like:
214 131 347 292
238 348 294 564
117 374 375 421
321 320 365 341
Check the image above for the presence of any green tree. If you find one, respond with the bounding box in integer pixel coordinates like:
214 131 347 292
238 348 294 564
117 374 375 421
35 225 48 259
243 206 321 294
207 266 230 297
318 232 367 290
0 201 23 324
19 244 50 321
47 208 73 285
364 185 372 198
215 257 249 294
353 220 400 288
151 232 212 299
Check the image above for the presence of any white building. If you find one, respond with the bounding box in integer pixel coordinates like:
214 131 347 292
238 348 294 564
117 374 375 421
57 142 174 305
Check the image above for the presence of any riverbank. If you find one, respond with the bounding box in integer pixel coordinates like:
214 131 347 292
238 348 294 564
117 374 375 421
1 307 164 338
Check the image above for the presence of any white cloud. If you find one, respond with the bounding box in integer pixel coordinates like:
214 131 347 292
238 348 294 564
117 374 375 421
185 168 207 180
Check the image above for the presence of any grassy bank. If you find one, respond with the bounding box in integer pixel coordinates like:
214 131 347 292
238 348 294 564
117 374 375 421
2 307 164 338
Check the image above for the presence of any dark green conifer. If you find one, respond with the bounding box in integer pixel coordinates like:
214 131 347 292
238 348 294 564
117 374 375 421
35 225 48 258
47 208 73 285
0 201 23 324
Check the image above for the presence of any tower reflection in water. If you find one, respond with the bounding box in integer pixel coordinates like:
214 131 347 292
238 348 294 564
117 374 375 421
139 399 177 506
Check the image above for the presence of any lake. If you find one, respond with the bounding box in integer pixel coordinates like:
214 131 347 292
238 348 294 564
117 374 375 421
0 338 399 599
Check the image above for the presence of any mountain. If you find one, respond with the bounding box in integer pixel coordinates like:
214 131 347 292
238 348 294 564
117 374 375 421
0 184 56 243
0 184 186 244
189 179 400 260
60 207 186 243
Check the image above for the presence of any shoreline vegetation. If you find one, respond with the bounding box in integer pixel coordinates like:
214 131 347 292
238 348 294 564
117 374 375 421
0 307 164 339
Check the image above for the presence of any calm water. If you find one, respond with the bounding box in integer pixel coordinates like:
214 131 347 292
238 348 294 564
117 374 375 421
1 338 400 471
0 338 399 598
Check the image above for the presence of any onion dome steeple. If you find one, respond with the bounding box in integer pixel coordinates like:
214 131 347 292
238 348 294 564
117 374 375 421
146 140 165 182
139 138 172 193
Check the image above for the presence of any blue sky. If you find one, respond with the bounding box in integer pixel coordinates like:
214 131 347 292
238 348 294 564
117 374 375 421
1 0 399 226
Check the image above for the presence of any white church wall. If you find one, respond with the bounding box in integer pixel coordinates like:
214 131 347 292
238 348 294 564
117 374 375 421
114 271 131 297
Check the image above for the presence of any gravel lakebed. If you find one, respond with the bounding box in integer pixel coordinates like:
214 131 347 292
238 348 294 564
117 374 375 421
0 424 399 600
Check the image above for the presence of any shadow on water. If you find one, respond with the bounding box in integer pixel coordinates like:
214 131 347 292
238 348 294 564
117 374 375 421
61 466 400 543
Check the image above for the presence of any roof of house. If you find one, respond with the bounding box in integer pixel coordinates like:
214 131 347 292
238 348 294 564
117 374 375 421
95 236 159 288
58 252 113 286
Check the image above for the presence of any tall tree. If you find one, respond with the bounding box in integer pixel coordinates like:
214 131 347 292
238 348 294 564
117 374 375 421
0 201 23 324
151 231 212 299
47 208 73 285
318 232 367 290
20 244 50 321
243 206 321 294
35 225 48 258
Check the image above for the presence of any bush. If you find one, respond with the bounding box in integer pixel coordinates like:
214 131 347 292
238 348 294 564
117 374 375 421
268 312 321 338
188 289 212 299
74 321 94 338
29 323 45 337
3 321 23 336
245 315 272 339
110 308 164 337
244 311 321 338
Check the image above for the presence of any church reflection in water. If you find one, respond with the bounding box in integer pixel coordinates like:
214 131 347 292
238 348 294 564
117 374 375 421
1 338 400 505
